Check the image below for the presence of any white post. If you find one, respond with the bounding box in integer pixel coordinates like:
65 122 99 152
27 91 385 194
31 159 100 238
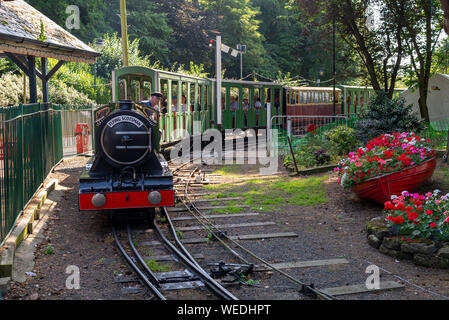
240 51 243 80
266 101 271 147
216 35 222 129
287 117 292 138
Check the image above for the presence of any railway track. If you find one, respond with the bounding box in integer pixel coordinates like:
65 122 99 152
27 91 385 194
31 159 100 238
111 215 238 300
111 139 411 300
168 160 338 301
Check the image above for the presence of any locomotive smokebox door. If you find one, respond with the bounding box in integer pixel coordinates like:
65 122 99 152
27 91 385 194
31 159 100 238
100 112 151 166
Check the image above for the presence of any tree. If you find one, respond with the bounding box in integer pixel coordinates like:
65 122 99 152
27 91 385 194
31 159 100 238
294 0 404 97
151 0 216 68
92 33 160 80
199 0 269 78
389 0 443 122
126 0 172 64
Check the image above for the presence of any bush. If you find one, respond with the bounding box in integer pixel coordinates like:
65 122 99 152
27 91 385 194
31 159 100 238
0 73 25 106
355 91 424 144
0 73 94 107
324 126 358 156
283 140 332 171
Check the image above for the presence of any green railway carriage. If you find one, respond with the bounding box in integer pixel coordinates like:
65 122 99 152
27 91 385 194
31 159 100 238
216 80 284 130
112 67 284 143
112 66 213 144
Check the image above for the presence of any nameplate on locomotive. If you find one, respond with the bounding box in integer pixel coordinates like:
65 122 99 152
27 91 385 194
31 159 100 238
107 115 144 128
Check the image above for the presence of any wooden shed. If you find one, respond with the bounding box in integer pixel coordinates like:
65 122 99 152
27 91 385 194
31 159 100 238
0 0 100 103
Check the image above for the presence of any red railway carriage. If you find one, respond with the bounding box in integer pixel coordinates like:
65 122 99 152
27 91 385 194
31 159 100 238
285 87 342 117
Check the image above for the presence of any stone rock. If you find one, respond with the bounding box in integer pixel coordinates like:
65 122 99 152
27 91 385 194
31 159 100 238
382 237 401 250
366 218 392 242
437 246 449 259
0 277 10 296
414 254 449 269
375 229 391 242
379 245 413 260
401 241 437 255
29 293 39 300
368 234 381 249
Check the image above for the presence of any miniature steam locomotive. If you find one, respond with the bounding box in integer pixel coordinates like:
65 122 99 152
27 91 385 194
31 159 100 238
78 100 174 213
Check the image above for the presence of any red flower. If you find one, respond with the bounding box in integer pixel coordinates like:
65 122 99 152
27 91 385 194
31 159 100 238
306 124 317 133
425 210 433 215
429 222 437 228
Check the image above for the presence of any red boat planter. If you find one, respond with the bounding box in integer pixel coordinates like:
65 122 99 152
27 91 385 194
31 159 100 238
351 158 436 204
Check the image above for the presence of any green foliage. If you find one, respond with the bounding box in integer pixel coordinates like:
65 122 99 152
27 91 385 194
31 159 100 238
0 73 26 106
92 33 160 80
355 91 424 143
283 137 333 171
48 60 110 104
173 62 209 79
38 19 47 42
0 73 94 107
206 176 328 210
145 259 170 272
126 0 172 64
324 126 358 156
0 58 16 75
44 244 55 255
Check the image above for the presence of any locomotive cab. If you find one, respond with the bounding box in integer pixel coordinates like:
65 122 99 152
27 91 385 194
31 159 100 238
79 100 174 212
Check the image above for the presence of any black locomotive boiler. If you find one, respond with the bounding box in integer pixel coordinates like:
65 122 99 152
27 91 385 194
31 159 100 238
79 100 174 212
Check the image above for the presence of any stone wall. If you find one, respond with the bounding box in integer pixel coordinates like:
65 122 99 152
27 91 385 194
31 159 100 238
366 217 449 268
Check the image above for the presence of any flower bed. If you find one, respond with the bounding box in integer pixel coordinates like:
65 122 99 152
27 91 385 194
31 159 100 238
365 190 449 268
366 217 449 268
384 190 449 241
335 132 436 202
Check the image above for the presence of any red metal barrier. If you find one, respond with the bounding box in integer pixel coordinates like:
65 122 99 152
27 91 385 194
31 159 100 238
75 123 89 154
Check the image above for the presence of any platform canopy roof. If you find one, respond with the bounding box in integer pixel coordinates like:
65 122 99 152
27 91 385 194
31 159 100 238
0 0 99 63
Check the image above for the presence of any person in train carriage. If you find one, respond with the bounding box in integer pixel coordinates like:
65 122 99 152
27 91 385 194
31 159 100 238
264 97 271 109
230 96 239 119
161 99 168 115
254 97 262 115
142 92 163 110
242 98 250 112
171 96 178 112
181 95 187 113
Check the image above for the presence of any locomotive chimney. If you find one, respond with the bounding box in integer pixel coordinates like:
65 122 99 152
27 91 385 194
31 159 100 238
119 100 134 110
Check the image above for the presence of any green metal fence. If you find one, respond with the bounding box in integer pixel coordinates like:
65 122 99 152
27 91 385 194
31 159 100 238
60 105 95 156
0 103 63 246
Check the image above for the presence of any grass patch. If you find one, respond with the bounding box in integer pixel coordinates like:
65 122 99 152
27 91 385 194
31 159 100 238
44 244 55 255
145 259 170 272
203 176 328 213
212 165 256 176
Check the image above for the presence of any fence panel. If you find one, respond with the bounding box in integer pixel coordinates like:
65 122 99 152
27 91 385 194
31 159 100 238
60 105 95 156
0 103 63 246
271 115 352 155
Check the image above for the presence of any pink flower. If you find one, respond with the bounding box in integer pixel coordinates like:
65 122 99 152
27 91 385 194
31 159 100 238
355 162 363 167
435 200 440 204
378 159 387 165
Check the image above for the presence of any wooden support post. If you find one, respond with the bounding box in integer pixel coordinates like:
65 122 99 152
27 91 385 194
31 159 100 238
27 56 37 103
41 57 49 103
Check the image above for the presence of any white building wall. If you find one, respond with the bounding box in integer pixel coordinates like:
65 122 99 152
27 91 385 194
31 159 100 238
400 73 449 129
